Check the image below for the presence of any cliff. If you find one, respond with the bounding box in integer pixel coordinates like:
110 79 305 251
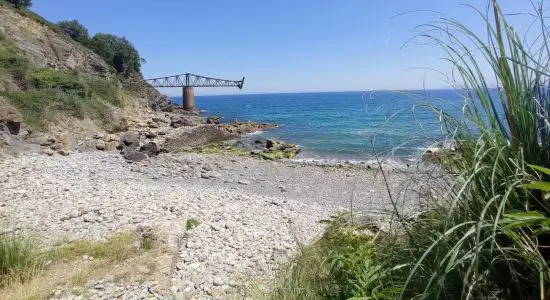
0 3 172 148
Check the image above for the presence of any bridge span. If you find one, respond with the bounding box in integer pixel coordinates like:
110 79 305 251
145 73 245 111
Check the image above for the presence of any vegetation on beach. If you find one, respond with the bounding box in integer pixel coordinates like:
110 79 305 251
270 1 550 299
0 230 156 299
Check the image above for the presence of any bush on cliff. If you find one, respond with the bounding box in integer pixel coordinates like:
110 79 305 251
57 20 89 44
89 33 143 76
6 0 31 9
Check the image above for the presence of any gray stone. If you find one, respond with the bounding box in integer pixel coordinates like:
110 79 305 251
139 142 159 157
119 132 140 150
95 140 106 151
123 150 148 162
201 171 221 179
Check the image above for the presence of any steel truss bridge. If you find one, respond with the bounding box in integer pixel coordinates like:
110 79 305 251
145 73 245 110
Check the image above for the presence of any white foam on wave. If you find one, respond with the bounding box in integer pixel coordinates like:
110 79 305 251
244 130 264 135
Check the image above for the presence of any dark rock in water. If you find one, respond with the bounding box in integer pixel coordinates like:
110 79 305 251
140 142 159 157
119 132 140 150
151 95 179 112
123 149 148 162
220 122 276 135
171 115 198 128
206 116 222 124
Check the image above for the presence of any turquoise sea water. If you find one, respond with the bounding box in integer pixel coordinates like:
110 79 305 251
174 90 470 162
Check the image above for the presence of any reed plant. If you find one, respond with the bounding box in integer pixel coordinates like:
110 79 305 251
269 1 550 299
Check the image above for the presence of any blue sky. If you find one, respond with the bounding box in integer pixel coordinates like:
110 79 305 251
33 1 534 95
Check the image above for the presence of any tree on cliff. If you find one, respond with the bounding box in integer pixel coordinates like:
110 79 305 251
57 20 89 44
6 0 32 8
89 33 143 76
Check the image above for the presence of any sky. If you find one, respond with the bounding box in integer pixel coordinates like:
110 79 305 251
32 1 537 96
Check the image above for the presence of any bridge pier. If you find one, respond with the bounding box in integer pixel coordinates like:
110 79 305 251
182 87 195 111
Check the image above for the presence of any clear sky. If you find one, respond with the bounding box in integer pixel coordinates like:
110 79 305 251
32 1 535 96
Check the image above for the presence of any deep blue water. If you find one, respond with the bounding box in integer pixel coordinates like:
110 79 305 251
173 90 471 161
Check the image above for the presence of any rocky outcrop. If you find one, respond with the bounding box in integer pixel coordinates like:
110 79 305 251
0 7 109 77
251 138 302 160
206 116 222 124
218 122 276 135
162 125 237 152
171 115 197 128
151 95 179 112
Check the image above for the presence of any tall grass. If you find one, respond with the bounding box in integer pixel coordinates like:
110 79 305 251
0 232 42 286
269 1 550 299
387 1 550 298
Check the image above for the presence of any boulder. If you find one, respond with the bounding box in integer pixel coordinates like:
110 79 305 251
118 132 140 150
0 105 21 135
95 140 106 151
144 130 157 139
123 149 148 162
206 116 222 124
59 132 76 153
266 139 284 150
140 142 159 157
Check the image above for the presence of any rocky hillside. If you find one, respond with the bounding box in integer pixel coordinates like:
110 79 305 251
0 3 171 146
0 5 109 78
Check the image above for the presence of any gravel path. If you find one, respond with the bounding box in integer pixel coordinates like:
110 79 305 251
0 151 436 299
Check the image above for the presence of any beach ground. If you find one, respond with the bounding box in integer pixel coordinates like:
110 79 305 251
0 151 443 299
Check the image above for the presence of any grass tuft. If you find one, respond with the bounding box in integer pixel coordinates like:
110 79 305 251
0 232 42 286
46 232 134 263
185 218 200 230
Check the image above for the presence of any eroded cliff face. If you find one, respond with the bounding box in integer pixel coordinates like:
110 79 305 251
0 6 109 77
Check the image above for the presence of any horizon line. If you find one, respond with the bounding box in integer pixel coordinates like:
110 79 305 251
163 87 492 98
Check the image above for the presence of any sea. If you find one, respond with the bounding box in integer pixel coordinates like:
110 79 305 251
173 89 471 163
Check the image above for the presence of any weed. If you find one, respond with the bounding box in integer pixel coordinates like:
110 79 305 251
186 218 200 230
139 236 154 251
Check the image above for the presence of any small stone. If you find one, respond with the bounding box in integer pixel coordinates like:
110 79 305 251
201 171 221 179
82 255 89 260
170 286 179 294
237 180 250 185
210 223 222 231
95 140 106 150
43 148 55 156
94 284 105 290
176 262 185 271
213 276 224 286
225 221 236 229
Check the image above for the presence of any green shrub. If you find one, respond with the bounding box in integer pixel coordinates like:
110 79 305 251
25 69 87 96
269 214 396 300
0 33 30 79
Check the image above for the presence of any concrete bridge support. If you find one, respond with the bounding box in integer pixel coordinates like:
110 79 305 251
182 87 195 111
